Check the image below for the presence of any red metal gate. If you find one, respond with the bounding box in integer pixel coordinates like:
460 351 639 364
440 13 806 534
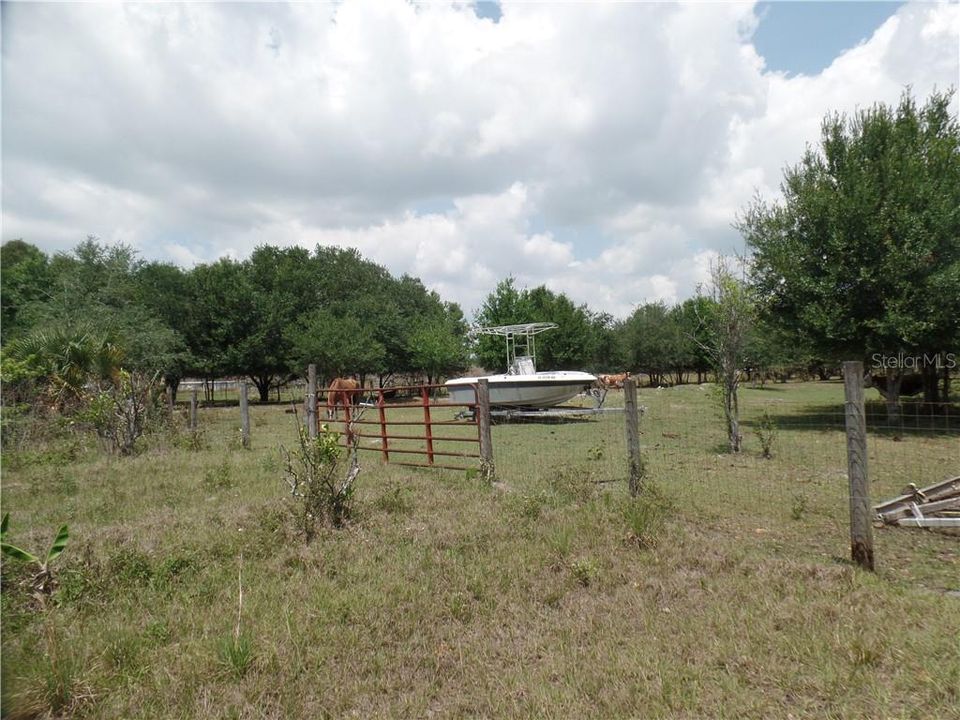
323 384 481 471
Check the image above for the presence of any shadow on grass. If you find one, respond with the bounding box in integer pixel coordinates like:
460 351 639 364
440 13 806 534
740 384 790 393
746 400 960 438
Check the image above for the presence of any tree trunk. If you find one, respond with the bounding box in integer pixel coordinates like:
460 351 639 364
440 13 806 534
251 374 272 403
164 375 181 402
883 366 902 427
944 363 952 403
921 363 940 405
723 374 742 453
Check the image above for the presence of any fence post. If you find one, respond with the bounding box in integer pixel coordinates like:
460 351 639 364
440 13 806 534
843 360 874 571
477 379 495 482
306 364 318 440
239 383 251 449
421 386 435 466
624 378 644 496
190 388 198 430
165 385 175 417
377 388 390 463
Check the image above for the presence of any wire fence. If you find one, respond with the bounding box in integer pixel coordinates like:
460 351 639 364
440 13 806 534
493 383 959 563
169 372 958 569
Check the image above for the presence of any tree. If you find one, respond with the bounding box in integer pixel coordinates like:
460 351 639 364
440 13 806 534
407 308 469 385
180 259 256 398
242 246 316 401
289 310 386 382
525 286 602 371
740 90 960 417
697 258 754 453
4 239 186 402
1 240 52 336
674 297 716 384
621 302 684 387
473 278 532 370
590 312 625 372
473 278 601 371
133 261 195 394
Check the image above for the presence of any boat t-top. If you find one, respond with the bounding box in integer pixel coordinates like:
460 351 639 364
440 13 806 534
444 322 598 408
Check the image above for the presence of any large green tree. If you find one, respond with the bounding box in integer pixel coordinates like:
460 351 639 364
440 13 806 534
473 279 602 372
242 246 317 401
740 90 960 415
621 302 684 387
1 240 53 336
180 258 256 397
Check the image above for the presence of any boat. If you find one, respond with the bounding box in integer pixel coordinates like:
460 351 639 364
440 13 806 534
444 323 597 408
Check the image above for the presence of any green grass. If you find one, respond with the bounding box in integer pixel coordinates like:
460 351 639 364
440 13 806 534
1 382 958 718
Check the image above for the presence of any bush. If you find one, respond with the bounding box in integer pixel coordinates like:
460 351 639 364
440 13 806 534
756 410 777 459
77 371 163 456
282 424 360 540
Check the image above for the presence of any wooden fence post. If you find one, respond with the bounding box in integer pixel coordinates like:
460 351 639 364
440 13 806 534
190 388 198 430
306 364 318 440
165 385 175 417
843 360 874 571
624 378 644 496
477 379 495 482
239 383 251 449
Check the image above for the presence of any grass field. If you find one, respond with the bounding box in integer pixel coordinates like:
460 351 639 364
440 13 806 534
2 381 958 718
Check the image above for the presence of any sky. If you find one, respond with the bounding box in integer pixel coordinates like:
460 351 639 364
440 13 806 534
2 1 958 321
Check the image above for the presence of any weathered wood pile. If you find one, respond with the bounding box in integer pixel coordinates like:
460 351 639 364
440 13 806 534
873 476 960 529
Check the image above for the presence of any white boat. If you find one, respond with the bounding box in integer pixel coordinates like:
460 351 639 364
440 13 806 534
444 323 597 408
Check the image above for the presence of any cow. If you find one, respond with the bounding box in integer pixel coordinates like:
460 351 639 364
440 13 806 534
600 372 631 389
326 377 360 420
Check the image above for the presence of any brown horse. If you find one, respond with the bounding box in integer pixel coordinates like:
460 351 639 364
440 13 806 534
326 377 359 419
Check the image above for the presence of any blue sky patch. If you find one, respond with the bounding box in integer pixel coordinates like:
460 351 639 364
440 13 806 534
753 1 903 76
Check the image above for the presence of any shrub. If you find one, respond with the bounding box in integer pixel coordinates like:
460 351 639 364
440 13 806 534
756 410 777 459
78 371 162 456
282 422 361 540
570 558 600 587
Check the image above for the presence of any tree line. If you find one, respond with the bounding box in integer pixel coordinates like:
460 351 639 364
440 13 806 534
1 239 470 404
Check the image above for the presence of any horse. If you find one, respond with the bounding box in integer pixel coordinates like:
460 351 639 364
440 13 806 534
326 377 359 420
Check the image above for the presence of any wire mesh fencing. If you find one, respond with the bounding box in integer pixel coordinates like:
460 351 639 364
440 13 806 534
493 382 959 561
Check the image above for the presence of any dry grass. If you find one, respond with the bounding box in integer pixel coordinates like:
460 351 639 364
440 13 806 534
1 382 958 718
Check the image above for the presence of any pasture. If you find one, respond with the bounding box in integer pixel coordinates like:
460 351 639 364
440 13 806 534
1 381 958 718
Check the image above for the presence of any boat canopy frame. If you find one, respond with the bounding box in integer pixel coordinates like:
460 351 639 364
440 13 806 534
473 322 557 375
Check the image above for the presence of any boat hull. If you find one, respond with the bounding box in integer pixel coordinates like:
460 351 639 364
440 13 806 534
445 372 597 408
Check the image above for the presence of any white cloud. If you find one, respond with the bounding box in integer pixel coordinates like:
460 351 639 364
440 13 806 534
2 1 956 321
